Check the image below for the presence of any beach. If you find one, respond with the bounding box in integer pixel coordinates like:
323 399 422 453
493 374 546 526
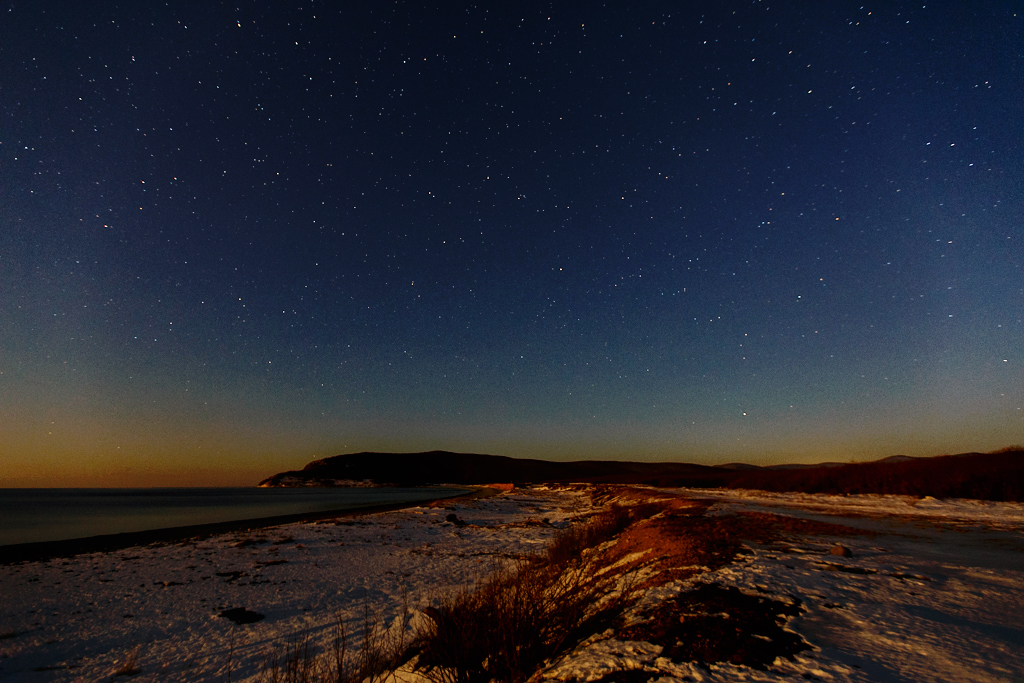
0 487 476 564
1 486 1022 682
0 486 586 681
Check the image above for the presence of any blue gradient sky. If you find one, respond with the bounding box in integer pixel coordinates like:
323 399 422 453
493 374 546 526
1 1 1021 486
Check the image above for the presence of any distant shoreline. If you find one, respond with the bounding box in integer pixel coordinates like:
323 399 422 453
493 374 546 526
0 486 490 565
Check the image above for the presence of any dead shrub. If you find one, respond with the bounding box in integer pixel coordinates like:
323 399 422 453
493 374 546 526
258 601 411 683
545 504 633 567
412 504 649 683
112 646 142 677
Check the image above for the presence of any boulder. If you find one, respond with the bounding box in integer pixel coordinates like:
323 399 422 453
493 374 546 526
829 544 853 557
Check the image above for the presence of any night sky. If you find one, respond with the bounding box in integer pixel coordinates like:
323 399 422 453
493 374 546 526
2 2 1022 487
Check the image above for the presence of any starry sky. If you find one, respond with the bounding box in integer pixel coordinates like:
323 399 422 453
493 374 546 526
2 2 1022 487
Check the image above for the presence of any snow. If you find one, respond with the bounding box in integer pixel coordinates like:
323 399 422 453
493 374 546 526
682 488 1024 529
0 487 588 682
2 486 1022 683
542 637 664 682
538 489 1024 683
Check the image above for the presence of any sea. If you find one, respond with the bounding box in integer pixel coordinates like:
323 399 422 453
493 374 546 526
0 486 467 547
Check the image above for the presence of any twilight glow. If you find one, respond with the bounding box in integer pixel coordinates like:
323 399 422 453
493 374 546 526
1 2 1021 486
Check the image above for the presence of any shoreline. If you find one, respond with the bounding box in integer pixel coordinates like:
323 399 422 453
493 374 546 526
0 485 493 565
1 487 1021 682
0 484 577 682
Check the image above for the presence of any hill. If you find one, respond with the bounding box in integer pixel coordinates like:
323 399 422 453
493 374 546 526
258 451 735 488
259 448 1024 501
724 449 1024 501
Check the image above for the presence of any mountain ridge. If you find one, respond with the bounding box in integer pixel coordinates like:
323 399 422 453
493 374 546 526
260 450 732 488
259 448 1024 501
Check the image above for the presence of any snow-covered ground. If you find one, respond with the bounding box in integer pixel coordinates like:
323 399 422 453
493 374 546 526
540 489 1024 683
0 487 589 682
2 486 1022 683
682 487 1024 531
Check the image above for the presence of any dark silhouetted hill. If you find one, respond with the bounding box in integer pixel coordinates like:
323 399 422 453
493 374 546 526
258 451 735 488
259 448 1024 501
724 449 1024 501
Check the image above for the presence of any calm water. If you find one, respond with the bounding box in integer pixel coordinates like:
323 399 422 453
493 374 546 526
0 487 466 547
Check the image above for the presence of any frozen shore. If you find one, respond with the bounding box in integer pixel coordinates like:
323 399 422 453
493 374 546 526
549 489 1024 683
0 486 589 682
1 486 1022 683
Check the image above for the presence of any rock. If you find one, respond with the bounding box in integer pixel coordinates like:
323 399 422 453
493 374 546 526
445 513 467 526
830 544 853 557
219 607 265 625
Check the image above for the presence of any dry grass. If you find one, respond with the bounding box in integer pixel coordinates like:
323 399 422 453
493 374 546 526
543 503 635 566
254 486 862 683
411 504 652 683
111 646 142 678
258 601 412 683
